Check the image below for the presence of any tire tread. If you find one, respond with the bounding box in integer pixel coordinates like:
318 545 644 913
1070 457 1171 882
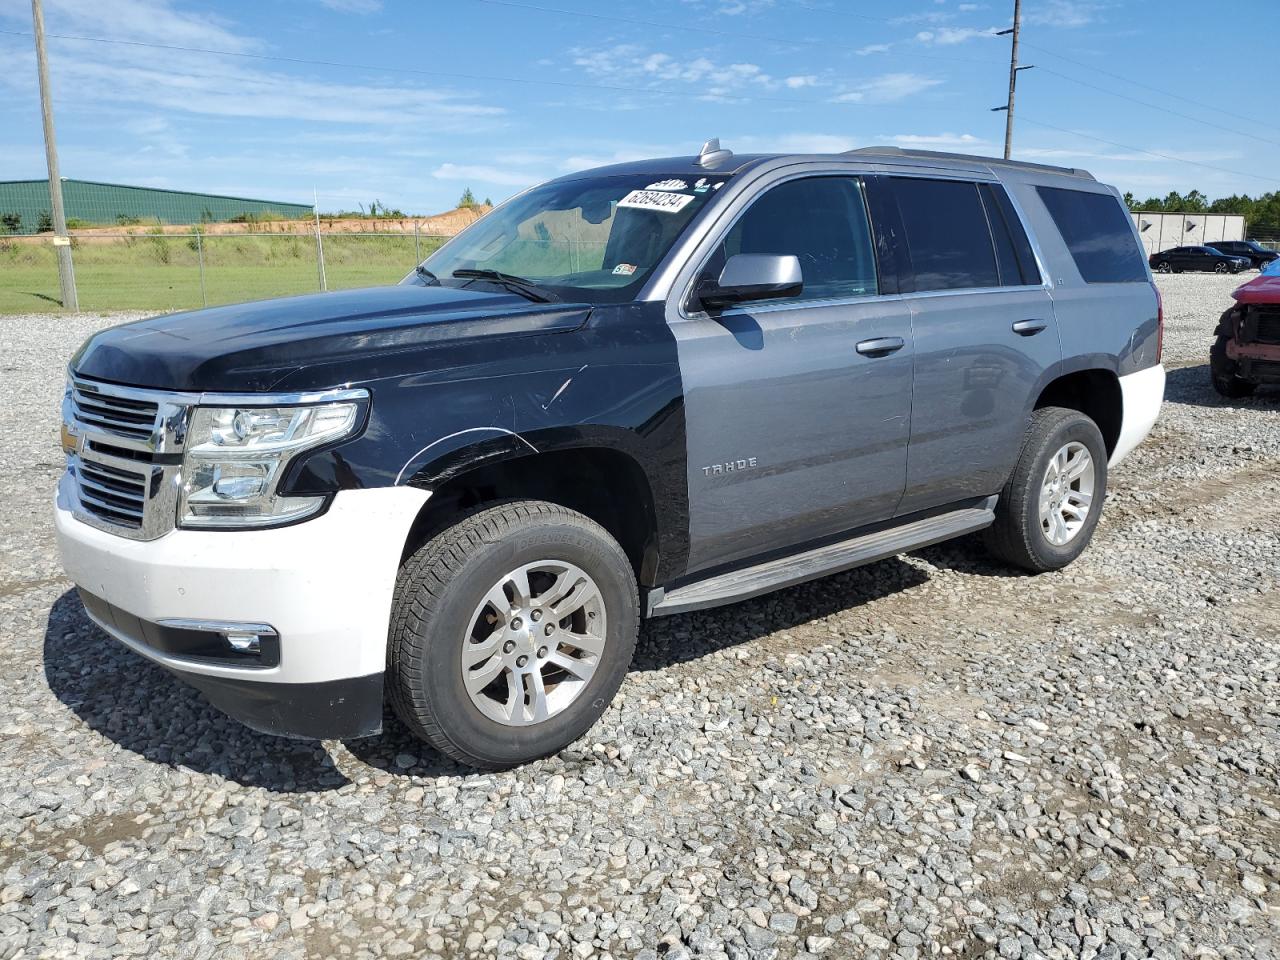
387 500 637 769
984 407 1104 573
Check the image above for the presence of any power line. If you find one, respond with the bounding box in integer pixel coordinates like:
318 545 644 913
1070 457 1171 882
0 28 964 110
5 27 1276 189
1034 65 1280 150
1018 117 1280 187
1019 39 1278 132
465 0 1002 66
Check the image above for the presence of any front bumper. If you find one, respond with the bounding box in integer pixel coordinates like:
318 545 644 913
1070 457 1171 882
55 476 428 738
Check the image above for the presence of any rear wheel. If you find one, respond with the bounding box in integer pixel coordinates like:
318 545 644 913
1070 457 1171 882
388 501 639 769
1155 261 1174 274
1210 336 1257 398
985 407 1108 573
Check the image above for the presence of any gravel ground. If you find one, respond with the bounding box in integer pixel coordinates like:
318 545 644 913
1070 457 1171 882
1 273 1277 960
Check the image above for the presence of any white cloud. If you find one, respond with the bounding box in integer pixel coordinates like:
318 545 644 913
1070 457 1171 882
784 75 819 89
731 133 861 154
570 44 778 98
0 0 257 51
1026 0 1102 27
0 0 503 130
680 0 777 14
431 163 544 188
318 0 382 11
915 26 996 44
834 73 943 104
856 43 894 56
885 132 988 149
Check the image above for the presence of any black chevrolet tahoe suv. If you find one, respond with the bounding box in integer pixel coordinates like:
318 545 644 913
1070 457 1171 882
57 142 1165 768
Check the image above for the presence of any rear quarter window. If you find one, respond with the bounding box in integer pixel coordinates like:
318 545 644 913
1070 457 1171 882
1037 186 1148 283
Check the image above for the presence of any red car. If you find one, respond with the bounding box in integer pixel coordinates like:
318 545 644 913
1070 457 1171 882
1211 273 1280 397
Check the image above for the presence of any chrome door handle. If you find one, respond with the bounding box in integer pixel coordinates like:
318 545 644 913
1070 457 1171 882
1012 319 1048 336
855 336 906 356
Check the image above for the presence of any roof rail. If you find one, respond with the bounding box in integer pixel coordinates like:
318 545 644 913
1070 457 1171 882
845 146 1095 180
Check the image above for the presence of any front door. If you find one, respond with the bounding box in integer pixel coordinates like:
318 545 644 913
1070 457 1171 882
670 175 914 575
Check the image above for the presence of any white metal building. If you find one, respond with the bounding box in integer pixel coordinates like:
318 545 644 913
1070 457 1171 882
1130 212 1246 256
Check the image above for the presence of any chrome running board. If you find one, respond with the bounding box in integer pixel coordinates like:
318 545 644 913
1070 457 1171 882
647 501 996 617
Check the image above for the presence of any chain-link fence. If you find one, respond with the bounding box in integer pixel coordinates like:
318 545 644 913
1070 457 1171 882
0 230 450 314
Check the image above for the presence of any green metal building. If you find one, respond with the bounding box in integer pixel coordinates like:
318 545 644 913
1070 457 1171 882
0 179 313 234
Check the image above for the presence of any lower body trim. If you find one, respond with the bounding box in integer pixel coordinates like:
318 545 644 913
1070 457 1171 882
648 500 995 617
175 670 383 740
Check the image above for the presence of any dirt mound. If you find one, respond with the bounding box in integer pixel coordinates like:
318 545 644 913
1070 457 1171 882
44 206 493 240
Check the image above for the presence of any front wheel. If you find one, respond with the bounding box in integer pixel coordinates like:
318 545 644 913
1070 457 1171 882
985 407 1109 573
1210 336 1257 398
387 501 639 769
1155 262 1173 274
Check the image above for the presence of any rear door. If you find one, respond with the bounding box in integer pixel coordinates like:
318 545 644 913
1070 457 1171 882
886 175 1060 514
669 174 914 575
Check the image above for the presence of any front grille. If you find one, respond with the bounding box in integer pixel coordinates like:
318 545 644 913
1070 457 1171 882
76 458 148 528
1247 304 1280 345
1243 358 1280 383
71 382 158 442
64 377 188 540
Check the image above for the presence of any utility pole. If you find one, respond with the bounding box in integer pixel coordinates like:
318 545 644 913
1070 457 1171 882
992 0 1032 161
31 0 78 310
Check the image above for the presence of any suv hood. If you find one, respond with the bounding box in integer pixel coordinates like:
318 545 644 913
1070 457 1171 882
71 284 591 392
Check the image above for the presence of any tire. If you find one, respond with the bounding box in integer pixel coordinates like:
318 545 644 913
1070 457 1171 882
1214 261 1229 273
1210 336 1257 398
387 501 639 769
984 407 1109 573
1155 262 1173 274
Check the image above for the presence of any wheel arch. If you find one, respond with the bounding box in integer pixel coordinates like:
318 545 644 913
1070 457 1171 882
401 433 666 586
1032 366 1123 458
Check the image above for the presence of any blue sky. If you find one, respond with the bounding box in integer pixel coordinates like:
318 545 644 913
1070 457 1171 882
1 0 1277 215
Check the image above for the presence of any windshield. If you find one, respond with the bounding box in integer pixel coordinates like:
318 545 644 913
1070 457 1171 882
402 173 729 303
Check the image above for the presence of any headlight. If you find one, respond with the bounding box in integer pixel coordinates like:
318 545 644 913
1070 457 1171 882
179 400 362 529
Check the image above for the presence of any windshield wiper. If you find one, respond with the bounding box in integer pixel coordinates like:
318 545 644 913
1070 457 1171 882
451 268 558 303
414 264 440 285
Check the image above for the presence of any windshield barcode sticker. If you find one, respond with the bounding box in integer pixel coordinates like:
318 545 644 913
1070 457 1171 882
618 190 696 214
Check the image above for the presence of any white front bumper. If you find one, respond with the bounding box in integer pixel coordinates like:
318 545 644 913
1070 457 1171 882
1109 363 1166 468
55 474 428 685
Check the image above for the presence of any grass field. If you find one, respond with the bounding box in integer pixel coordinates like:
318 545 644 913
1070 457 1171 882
0 232 447 314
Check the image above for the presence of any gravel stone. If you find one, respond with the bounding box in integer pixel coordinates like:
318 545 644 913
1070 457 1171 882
1 271 1277 957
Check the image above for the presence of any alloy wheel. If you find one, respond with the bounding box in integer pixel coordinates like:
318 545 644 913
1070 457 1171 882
461 561 606 726
1039 441 1095 547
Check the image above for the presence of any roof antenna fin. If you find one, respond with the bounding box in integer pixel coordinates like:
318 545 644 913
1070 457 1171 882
697 138 733 169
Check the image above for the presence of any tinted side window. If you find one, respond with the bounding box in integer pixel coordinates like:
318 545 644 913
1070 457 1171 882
1037 186 1148 283
719 177 879 303
892 178 999 292
982 183 1041 285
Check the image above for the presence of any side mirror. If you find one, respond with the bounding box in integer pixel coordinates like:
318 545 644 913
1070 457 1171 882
698 254 803 309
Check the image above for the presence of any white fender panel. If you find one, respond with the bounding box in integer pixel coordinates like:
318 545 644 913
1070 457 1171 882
1109 363 1165 468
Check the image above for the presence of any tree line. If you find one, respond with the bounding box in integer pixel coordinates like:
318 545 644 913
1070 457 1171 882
1123 190 1280 236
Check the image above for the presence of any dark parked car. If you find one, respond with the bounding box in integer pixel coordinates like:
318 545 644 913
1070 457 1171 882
1207 240 1279 270
56 142 1165 768
1149 245 1250 274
